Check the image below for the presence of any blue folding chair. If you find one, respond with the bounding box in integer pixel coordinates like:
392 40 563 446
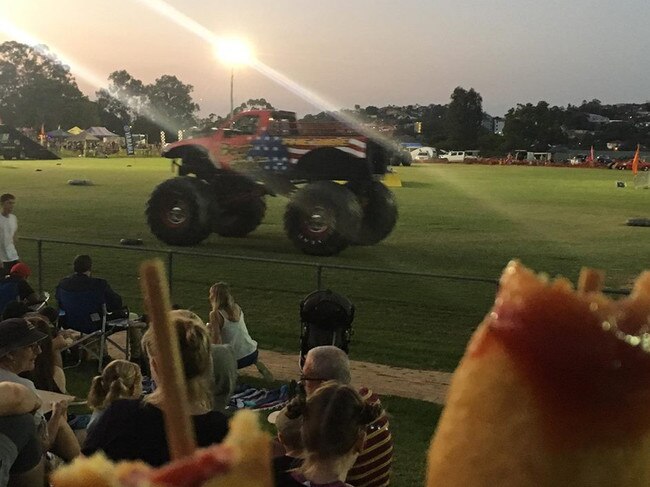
57 288 131 372
0 280 20 317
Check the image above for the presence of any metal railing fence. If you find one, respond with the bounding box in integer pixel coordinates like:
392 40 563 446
18 236 630 371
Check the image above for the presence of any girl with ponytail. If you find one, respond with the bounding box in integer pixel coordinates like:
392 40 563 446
275 381 383 487
86 360 142 431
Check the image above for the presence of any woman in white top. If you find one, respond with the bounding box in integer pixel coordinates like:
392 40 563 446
208 282 273 380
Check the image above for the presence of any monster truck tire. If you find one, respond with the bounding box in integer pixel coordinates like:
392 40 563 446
213 196 266 237
146 176 213 246
284 181 362 256
347 181 398 245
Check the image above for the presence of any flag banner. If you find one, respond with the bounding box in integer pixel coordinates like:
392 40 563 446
632 144 640 175
124 124 135 156
39 123 46 145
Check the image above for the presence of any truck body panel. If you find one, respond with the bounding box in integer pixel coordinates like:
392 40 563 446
162 110 387 184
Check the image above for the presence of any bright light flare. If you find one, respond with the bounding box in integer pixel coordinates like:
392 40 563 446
134 0 400 149
216 38 254 67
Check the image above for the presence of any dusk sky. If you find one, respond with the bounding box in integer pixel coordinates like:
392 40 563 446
3 0 650 118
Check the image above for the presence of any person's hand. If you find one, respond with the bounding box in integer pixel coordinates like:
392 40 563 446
52 333 67 350
45 400 69 448
50 400 68 427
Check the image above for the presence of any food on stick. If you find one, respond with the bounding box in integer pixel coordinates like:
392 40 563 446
139 259 197 460
427 260 650 486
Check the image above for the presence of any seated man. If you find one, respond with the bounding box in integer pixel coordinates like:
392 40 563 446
55 255 143 362
301 346 394 487
55 255 123 320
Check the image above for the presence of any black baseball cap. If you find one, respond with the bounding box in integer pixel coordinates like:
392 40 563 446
0 318 47 357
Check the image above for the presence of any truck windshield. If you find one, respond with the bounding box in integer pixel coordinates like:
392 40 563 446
232 115 259 135
269 113 298 136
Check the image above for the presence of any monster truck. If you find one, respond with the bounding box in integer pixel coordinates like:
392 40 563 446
147 110 400 256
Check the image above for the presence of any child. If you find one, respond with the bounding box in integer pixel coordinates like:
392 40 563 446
86 360 142 432
269 405 304 486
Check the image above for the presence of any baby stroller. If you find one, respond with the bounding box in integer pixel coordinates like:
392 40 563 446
299 289 355 369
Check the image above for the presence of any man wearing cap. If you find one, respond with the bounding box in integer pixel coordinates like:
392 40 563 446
0 193 19 276
0 318 48 386
300 346 393 487
0 318 80 462
0 263 43 311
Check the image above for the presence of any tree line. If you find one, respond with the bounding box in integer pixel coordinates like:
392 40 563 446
1 41 649 151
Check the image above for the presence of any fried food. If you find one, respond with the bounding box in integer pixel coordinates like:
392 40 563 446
427 261 650 487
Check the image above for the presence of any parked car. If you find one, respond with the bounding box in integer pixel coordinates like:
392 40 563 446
616 160 650 171
568 155 587 165
410 147 437 161
440 150 479 163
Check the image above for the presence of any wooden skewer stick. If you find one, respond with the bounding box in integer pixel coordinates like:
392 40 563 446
578 267 605 294
139 259 197 460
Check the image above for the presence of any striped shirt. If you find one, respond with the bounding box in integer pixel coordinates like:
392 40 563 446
346 387 393 487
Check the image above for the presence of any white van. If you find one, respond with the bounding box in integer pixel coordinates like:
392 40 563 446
410 147 437 160
440 150 479 163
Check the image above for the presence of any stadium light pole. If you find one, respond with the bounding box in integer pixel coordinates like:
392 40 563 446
216 38 254 122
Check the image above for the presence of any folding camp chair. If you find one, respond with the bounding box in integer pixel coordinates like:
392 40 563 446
0 280 20 317
57 288 134 372
28 291 50 312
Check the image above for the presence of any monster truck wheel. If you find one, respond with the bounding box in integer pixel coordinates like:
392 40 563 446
213 196 266 237
146 176 213 246
284 181 362 256
347 181 398 245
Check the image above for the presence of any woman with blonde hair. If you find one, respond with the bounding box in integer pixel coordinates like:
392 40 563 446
86 360 142 431
208 282 272 379
172 309 238 413
275 381 383 487
82 310 229 466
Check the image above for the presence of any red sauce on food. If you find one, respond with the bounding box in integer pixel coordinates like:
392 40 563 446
484 264 650 448
148 444 234 487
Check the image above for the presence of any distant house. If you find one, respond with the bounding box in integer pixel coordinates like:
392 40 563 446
493 117 505 135
586 113 610 124
482 114 505 135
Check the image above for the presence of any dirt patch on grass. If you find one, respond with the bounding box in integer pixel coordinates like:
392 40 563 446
109 333 451 404
252 349 451 404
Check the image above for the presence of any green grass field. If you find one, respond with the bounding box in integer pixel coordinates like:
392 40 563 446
3 157 647 371
4 157 647 486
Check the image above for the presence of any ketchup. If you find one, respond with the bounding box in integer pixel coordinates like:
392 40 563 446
484 265 650 448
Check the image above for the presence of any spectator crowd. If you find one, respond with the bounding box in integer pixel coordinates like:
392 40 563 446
0 197 394 487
